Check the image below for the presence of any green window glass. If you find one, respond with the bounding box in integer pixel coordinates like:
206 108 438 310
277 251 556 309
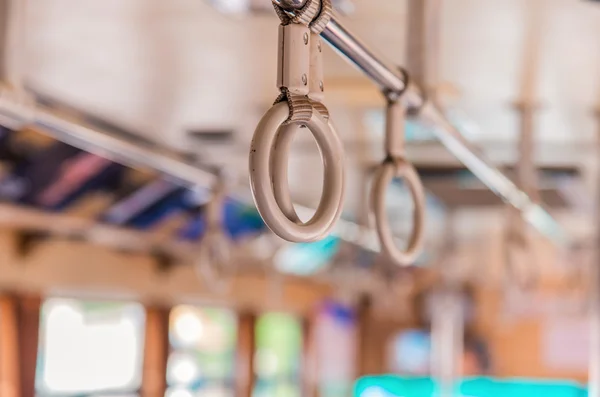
254 313 303 397
166 305 237 397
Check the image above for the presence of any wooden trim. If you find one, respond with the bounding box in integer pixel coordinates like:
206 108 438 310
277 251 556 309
302 310 318 397
0 230 330 315
235 311 256 397
0 295 20 397
356 296 372 377
141 305 171 397
17 294 42 397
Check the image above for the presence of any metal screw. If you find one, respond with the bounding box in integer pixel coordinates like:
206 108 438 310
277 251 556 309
319 81 324 91
318 40 322 52
302 74 308 85
303 33 309 45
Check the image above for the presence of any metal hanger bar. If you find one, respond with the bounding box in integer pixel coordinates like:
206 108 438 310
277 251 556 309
0 99 390 252
0 0 568 248
275 0 568 246
0 0 382 251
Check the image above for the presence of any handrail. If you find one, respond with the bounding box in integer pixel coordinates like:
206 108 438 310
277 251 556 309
0 0 569 250
278 1 568 247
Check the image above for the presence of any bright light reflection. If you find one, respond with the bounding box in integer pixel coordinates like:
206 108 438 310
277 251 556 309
361 386 390 397
169 353 200 385
40 300 142 393
208 0 249 13
167 388 195 397
173 309 204 347
254 348 279 378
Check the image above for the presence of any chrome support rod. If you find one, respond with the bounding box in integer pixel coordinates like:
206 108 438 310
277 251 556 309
33 105 219 194
322 19 414 101
276 1 567 245
272 0 307 8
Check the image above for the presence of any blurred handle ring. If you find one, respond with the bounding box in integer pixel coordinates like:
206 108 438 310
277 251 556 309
371 158 425 265
504 232 538 291
195 230 233 294
249 101 345 242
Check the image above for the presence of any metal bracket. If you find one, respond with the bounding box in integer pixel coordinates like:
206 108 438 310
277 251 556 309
277 24 311 96
308 33 324 103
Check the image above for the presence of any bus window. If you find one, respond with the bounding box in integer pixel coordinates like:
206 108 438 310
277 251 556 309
167 305 237 397
254 313 302 397
36 298 145 396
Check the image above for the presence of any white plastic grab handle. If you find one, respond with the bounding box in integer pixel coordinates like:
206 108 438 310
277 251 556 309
370 158 425 265
195 230 233 294
270 121 345 235
249 101 345 242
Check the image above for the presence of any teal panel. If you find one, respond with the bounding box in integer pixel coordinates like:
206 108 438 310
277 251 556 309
354 376 587 397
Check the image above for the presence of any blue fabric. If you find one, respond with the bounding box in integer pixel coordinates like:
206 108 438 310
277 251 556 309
178 198 265 241
127 188 188 229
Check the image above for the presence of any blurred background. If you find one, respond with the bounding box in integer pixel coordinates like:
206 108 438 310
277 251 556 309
1 0 600 396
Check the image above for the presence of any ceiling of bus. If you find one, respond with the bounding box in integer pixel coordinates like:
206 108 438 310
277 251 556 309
22 0 600 224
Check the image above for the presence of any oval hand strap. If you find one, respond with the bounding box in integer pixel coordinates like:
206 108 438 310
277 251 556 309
249 0 345 243
371 99 425 266
250 102 344 242
195 179 234 294
504 100 540 291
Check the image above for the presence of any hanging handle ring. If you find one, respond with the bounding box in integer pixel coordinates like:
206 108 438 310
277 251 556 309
504 209 539 291
195 177 234 294
371 99 426 265
249 101 345 242
196 231 233 294
249 8 344 243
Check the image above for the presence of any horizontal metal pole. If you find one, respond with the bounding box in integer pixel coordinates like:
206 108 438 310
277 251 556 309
0 97 389 253
1 0 569 248
33 104 219 192
416 100 568 245
315 12 568 246
322 19 414 101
